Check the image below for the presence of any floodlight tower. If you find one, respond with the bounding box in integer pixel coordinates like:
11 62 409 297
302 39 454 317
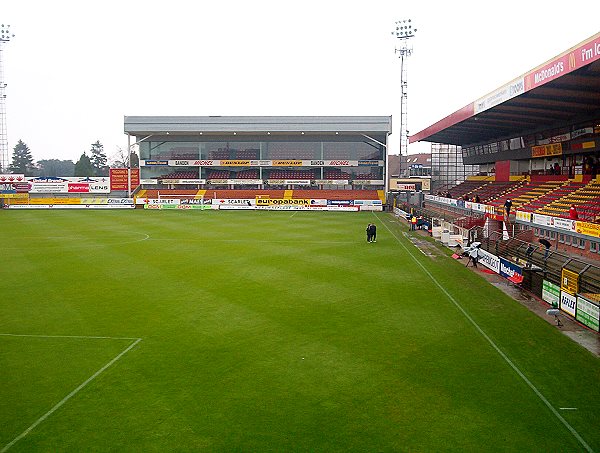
392 19 416 178
0 24 15 173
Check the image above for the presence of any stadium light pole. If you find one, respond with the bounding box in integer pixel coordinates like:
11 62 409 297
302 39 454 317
392 19 416 180
0 24 15 174
126 133 153 197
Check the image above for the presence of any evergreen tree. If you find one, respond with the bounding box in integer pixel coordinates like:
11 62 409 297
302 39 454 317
8 140 36 176
38 159 75 177
73 153 94 177
90 140 108 176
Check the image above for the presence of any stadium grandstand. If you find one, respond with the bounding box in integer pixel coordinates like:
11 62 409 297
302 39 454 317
408 31 600 262
123 116 391 209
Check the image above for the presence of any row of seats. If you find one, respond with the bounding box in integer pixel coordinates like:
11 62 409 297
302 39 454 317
138 189 381 201
156 171 379 180
447 176 600 223
208 149 260 159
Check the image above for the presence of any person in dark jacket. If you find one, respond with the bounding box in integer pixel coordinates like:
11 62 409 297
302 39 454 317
366 223 373 243
504 199 513 218
369 223 377 243
539 238 551 260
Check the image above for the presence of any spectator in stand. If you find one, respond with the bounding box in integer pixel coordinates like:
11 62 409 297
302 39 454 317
475 194 481 203
463 194 470 201
539 238 551 261
525 243 535 268
504 199 513 218
553 162 561 175
569 204 578 220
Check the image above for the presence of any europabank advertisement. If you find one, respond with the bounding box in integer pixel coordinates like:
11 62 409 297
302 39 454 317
27 177 110 194
110 168 140 191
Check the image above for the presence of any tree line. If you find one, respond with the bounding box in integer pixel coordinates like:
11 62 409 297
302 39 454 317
4 139 139 177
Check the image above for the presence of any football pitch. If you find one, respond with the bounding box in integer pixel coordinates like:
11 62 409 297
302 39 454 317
1 210 599 452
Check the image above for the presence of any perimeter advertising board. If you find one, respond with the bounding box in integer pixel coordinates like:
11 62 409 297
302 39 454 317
576 295 600 332
561 268 579 295
499 258 523 283
27 177 110 194
110 168 140 191
0 174 25 183
542 280 560 307
560 291 577 317
477 249 500 274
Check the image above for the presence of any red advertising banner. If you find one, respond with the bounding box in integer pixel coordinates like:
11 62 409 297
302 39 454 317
68 183 90 193
110 168 140 191
525 33 600 91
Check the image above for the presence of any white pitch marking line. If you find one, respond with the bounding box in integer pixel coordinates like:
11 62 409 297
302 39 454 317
2 232 150 250
375 213 593 453
1 337 142 453
560 408 579 410
0 333 140 340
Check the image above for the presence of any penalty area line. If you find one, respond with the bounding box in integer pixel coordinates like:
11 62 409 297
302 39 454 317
374 213 593 453
1 337 142 453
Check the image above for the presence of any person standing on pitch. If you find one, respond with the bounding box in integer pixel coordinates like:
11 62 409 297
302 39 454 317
366 223 373 243
369 223 377 242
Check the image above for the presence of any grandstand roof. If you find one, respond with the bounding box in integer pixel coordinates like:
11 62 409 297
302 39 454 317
124 116 392 136
410 32 600 147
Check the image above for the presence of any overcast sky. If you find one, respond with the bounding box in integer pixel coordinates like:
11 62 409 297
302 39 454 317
2 0 599 164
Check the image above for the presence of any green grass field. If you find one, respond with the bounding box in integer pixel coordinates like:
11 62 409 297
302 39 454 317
1 210 599 452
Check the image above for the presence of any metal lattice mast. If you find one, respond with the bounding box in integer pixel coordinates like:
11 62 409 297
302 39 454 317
392 19 416 178
0 24 15 173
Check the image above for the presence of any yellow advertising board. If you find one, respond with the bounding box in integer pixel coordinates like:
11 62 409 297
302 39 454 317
1 193 29 199
272 160 303 166
515 211 532 222
29 198 81 205
80 197 108 204
220 160 250 166
531 143 562 158
561 268 579 295
575 221 600 238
